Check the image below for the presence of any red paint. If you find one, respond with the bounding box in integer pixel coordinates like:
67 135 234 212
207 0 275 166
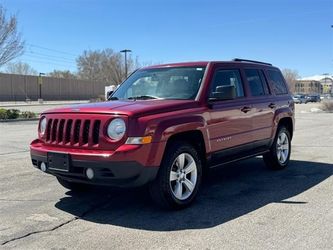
30 61 294 170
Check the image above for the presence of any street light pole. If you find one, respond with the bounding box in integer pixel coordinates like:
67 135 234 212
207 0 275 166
120 49 132 78
38 72 45 103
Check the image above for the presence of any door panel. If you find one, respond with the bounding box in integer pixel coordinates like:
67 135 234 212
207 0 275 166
251 98 275 141
243 68 274 141
208 101 253 152
206 67 254 165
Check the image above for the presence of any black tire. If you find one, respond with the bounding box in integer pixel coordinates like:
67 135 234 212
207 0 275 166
56 177 90 192
263 126 291 170
149 141 202 210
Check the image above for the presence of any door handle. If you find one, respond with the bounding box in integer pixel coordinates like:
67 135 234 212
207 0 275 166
268 103 276 109
241 106 251 113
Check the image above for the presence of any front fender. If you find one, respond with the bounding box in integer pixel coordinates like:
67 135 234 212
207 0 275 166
155 116 206 141
145 115 209 166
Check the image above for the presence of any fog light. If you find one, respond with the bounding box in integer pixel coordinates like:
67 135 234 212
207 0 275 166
40 162 47 172
86 168 94 180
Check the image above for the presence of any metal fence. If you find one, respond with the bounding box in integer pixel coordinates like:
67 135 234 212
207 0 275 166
0 73 109 101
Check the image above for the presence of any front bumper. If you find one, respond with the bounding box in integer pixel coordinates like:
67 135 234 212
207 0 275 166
30 140 159 187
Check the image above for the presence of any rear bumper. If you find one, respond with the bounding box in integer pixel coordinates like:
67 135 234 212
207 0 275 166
30 140 159 188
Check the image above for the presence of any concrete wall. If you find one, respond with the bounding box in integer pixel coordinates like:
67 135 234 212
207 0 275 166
0 73 108 101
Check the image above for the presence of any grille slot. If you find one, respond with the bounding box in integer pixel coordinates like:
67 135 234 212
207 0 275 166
82 120 90 145
51 119 58 142
58 119 65 143
65 119 73 144
73 120 81 144
46 119 53 141
93 120 101 145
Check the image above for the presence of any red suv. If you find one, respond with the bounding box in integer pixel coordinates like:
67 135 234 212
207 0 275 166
30 59 295 209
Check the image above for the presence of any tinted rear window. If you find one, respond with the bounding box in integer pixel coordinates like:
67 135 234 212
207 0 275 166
244 69 266 96
267 70 288 95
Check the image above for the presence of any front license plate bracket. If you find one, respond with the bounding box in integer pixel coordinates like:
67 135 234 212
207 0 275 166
47 152 70 172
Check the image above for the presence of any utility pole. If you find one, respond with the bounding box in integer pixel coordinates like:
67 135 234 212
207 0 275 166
120 49 132 79
38 72 45 103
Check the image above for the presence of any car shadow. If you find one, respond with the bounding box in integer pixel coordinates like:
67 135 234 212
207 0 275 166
54 158 332 231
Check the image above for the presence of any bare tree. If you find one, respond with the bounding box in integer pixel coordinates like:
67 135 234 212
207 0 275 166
5 61 37 75
282 68 299 93
48 70 76 79
76 48 136 85
0 6 24 67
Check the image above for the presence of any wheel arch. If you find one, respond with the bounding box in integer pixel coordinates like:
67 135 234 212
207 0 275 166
278 117 294 139
165 130 207 168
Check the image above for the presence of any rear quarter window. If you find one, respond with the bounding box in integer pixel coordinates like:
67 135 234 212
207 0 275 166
267 69 288 95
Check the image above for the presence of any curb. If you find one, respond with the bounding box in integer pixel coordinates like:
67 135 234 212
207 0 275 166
0 118 39 123
0 102 87 108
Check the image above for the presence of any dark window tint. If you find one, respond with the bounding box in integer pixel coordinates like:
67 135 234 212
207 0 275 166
267 70 288 95
209 69 244 99
259 70 270 94
244 69 266 96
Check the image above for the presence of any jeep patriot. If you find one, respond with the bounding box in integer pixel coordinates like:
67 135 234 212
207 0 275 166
30 59 295 209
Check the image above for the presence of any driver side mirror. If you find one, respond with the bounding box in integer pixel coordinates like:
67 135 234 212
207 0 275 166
209 85 236 101
107 90 114 100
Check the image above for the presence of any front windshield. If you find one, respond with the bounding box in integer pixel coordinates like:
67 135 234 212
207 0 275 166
111 66 206 100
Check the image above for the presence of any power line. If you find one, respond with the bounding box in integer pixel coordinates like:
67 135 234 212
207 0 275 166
22 58 76 69
27 49 76 61
25 52 76 64
26 43 79 57
24 55 76 65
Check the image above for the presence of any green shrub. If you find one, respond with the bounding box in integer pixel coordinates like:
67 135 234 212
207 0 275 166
0 108 7 119
20 111 37 119
6 109 20 119
0 109 37 120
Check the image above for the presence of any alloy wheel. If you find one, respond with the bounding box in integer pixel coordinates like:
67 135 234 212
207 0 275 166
276 131 289 164
169 153 197 200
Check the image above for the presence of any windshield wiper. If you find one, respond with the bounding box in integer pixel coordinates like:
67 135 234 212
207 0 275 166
127 95 159 100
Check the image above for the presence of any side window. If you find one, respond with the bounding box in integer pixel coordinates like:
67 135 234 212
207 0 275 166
259 70 270 94
267 70 288 95
244 69 266 96
209 69 244 100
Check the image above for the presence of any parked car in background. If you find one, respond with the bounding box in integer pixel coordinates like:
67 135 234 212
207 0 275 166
293 94 307 104
320 94 332 100
306 94 321 103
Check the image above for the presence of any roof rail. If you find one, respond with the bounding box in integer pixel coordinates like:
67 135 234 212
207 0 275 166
232 58 272 66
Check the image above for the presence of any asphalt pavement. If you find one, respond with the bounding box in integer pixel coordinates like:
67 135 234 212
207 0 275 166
0 105 332 249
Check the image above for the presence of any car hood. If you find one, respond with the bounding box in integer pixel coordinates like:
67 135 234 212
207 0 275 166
42 99 200 117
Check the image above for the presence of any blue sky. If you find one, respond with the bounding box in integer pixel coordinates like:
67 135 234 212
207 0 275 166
1 0 332 77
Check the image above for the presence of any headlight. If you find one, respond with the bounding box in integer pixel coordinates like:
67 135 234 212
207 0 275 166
107 118 126 141
39 117 47 136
